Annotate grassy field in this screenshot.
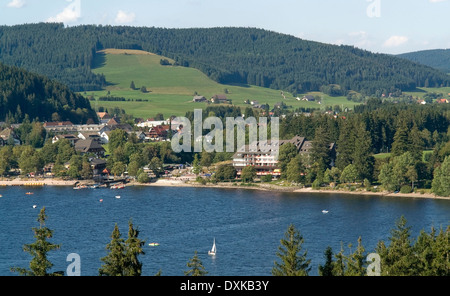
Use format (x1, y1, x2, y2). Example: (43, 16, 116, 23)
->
(85, 49, 449, 119)
(85, 49, 359, 118)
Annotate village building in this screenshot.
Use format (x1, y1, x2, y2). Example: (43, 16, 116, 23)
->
(147, 125, 170, 142)
(77, 132, 102, 142)
(211, 94, 231, 104)
(232, 136, 336, 177)
(97, 112, 112, 124)
(75, 139, 106, 157)
(52, 134, 79, 146)
(193, 95, 207, 103)
(0, 128, 21, 146)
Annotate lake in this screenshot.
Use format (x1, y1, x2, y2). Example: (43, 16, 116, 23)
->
(0, 185, 448, 276)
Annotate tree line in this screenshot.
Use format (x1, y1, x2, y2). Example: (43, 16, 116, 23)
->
(0, 62, 98, 124)
(11, 208, 449, 276)
(1, 23, 449, 95)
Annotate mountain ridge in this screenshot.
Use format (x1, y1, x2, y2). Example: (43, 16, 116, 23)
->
(398, 49, 450, 74)
(0, 23, 449, 96)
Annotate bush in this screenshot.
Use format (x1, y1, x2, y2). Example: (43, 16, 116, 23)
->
(137, 172, 150, 183)
(262, 174, 273, 182)
(312, 179, 321, 189)
(400, 185, 412, 194)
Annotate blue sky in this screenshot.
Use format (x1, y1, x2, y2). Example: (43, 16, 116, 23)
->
(1, 0, 449, 54)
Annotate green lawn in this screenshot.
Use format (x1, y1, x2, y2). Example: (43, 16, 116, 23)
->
(83, 49, 360, 118)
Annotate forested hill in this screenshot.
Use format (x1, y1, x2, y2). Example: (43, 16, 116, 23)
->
(1, 23, 449, 95)
(0, 62, 98, 124)
(398, 49, 450, 74)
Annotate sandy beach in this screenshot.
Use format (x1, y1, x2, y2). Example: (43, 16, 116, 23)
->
(0, 178, 77, 187)
(1, 177, 449, 201)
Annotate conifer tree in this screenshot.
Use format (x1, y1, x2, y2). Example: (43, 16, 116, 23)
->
(99, 222, 146, 276)
(124, 220, 146, 276)
(318, 246, 334, 276)
(432, 156, 450, 197)
(272, 224, 311, 276)
(391, 119, 410, 157)
(344, 237, 366, 276)
(311, 126, 332, 173)
(336, 119, 355, 170)
(376, 216, 416, 276)
(353, 122, 374, 181)
(99, 224, 126, 276)
(185, 251, 208, 276)
(11, 207, 61, 276)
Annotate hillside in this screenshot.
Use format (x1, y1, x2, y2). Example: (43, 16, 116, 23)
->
(0, 62, 97, 124)
(88, 49, 357, 118)
(1, 24, 449, 96)
(398, 49, 450, 74)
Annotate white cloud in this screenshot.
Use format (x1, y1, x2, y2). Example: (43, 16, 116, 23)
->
(7, 0, 25, 8)
(383, 35, 409, 48)
(46, 0, 81, 24)
(429, 0, 447, 2)
(115, 10, 136, 24)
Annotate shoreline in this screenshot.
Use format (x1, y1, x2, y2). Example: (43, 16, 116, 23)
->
(1, 178, 449, 201)
(130, 179, 450, 201)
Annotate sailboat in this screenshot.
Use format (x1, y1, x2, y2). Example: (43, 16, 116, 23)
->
(208, 238, 217, 256)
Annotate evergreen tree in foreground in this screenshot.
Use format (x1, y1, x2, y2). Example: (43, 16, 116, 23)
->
(272, 224, 311, 276)
(99, 221, 145, 276)
(11, 207, 61, 276)
(185, 251, 208, 276)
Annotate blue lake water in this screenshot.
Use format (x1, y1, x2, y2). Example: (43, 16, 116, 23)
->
(0, 185, 448, 276)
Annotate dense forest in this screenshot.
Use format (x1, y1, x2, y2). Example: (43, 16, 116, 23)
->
(1, 23, 449, 95)
(399, 49, 450, 74)
(0, 62, 98, 124)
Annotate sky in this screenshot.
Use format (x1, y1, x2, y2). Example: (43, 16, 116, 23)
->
(1, 0, 449, 55)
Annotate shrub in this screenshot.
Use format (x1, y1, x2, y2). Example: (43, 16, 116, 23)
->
(400, 185, 412, 194)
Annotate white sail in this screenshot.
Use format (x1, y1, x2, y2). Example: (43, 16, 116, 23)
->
(209, 238, 216, 255)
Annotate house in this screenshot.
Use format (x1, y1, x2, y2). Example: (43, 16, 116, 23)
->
(232, 135, 336, 177)
(134, 131, 146, 142)
(97, 112, 112, 124)
(43, 121, 76, 134)
(90, 158, 107, 181)
(0, 128, 21, 146)
(99, 131, 112, 144)
(211, 94, 230, 104)
(137, 119, 168, 128)
(110, 123, 133, 133)
(52, 134, 79, 145)
(148, 125, 169, 141)
(77, 132, 102, 142)
(43, 121, 74, 128)
(302, 95, 316, 102)
(106, 117, 120, 126)
(193, 95, 207, 103)
(75, 139, 105, 157)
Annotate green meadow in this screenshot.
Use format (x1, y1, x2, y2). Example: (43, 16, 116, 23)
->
(85, 49, 359, 118)
(85, 49, 448, 119)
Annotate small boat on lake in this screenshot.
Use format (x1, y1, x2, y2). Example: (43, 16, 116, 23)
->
(148, 243, 159, 247)
(26, 192, 34, 195)
(208, 238, 217, 256)
(110, 183, 125, 189)
(322, 210, 329, 214)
